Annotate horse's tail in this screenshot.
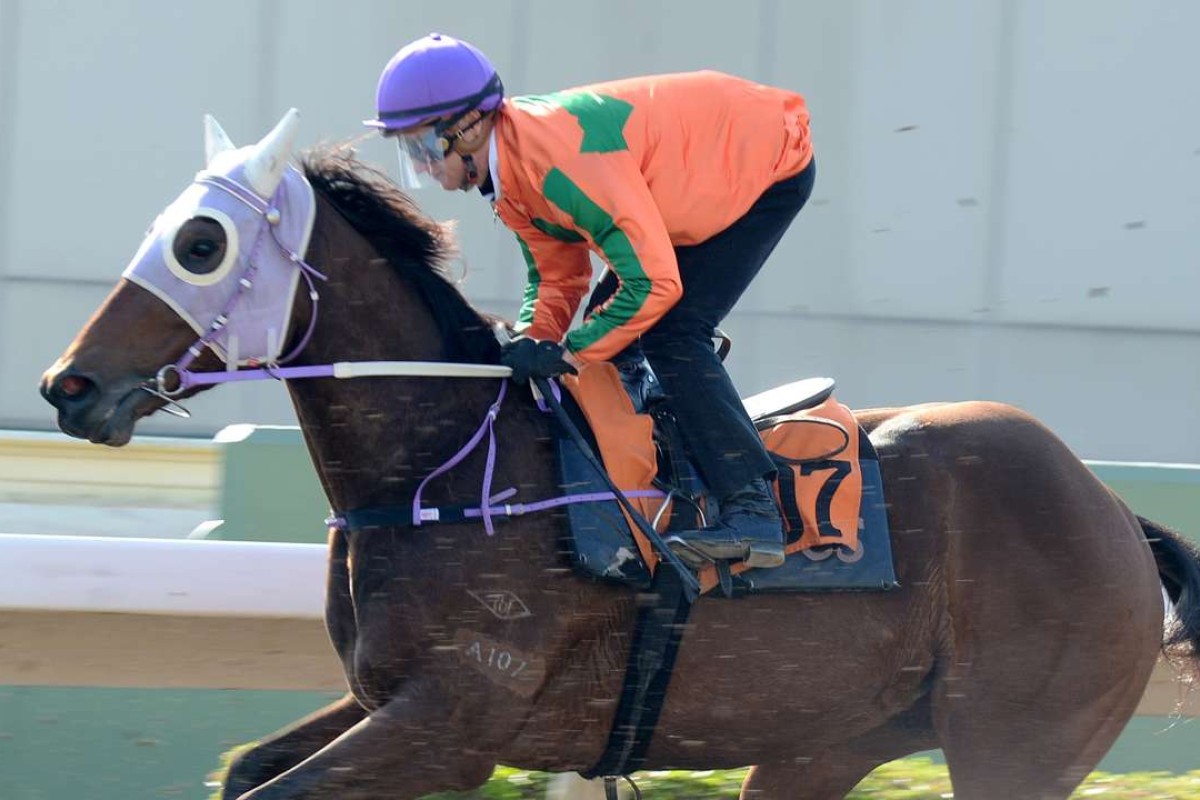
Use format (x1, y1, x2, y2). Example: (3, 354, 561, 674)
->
(1139, 516, 1200, 672)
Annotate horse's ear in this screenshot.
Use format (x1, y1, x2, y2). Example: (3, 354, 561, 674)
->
(204, 114, 237, 167)
(244, 108, 300, 199)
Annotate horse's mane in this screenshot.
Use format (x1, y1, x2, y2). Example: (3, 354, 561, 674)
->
(300, 147, 502, 365)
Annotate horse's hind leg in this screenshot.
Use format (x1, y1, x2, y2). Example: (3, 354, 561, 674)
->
(932, 657, 1152, 799)
(221, 693, 366, 799)
(741, 703, 939, 799)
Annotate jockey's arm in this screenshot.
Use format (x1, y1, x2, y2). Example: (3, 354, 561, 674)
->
(540, 156, 683, 364)
(510, 222, 592, 343)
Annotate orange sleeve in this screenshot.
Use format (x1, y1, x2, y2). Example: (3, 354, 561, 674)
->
(510, 221, 593, 343)
(544, 152, 683, 362)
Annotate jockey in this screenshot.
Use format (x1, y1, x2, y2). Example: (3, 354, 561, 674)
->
(366, 32, 815, 571)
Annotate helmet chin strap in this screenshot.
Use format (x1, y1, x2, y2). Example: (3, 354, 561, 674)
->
(445, 109, 495, 191)
(460, 152, 479, 190)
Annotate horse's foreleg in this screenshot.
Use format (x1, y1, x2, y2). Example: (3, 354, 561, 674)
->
(235, 681, 496, 800)
(220, 692, 367, 799)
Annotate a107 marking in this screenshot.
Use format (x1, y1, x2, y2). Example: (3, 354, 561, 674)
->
(454, 629, 544, 697)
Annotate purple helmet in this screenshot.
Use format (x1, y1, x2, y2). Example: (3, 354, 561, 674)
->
(365, 33, 504, 131)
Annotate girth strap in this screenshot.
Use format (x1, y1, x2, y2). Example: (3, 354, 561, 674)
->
(581, 566, 693, 780)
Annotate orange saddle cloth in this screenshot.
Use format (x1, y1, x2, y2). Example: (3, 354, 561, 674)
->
(559, 364, 890, 597)
(759, 397, 862, 555)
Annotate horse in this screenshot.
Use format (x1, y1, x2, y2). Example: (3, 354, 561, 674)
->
(39, 110, 1200, 800)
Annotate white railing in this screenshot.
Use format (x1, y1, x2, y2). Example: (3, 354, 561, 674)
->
(0, 531, 1195, 717)
(0, 533, 324, 618)
(0, 533, 339, 691)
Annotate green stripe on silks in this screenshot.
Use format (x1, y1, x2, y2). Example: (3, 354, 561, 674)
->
(512, 91, 633, 154)
(541, 168, 652, 354)
(531, 217, 586, 242)
(513, 232, 541, 328)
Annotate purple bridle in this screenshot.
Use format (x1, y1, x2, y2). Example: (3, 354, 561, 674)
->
(136, 167, 665, 534)
(143, 171, 327, 410)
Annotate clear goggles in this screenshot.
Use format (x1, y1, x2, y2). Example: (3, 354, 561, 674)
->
(390, 127, 451, 190)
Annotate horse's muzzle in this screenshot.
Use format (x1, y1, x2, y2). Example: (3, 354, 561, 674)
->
(39, 365, 119, 443)
(41, 364, 99, 413)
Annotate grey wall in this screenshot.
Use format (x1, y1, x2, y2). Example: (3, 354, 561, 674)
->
(2, 0, 1197, 462)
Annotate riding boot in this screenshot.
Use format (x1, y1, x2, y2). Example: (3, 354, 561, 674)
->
(667, 477, 786, 569)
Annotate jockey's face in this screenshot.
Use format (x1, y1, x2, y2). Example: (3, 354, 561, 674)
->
(390, 112, 489, 193)
(429, 143, 470, 192)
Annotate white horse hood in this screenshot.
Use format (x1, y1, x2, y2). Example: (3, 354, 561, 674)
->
(121, 110, 316, 367)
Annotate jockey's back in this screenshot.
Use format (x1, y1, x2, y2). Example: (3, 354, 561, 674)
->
(494, 70, 813, 246)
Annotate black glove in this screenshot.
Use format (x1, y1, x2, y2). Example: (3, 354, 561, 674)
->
(500, 337, 578, 384)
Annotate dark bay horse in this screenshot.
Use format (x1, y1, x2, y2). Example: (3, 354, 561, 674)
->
(39, 112, 1200, 800)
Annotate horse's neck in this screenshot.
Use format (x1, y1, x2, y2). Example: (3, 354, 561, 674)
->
(289, 378, 513, 512)
(283, 204, 534, 513)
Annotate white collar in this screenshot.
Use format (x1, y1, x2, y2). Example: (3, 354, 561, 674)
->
(483, 127, 501, 203)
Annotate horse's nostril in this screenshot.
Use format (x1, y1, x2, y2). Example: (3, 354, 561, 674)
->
(54, 374, 97, 402)
(59, 375, 91, 398)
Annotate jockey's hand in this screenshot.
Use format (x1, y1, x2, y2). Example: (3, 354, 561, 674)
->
(500, 337, 578, 384)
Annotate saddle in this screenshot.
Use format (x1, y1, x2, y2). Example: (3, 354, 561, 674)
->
(553, 363, 898, 597)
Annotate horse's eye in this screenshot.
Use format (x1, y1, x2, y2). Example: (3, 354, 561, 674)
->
(173, 216, 229, 275)
(189, 240, 218, 260)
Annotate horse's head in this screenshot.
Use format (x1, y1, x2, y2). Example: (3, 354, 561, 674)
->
(40, 110, 316, 445)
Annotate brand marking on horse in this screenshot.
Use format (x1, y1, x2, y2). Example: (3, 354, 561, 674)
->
(467, 589, 533, 620)
(453, 629, 544, 697)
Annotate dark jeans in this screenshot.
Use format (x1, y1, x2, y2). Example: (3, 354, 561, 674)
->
(583, 159, 815, 499)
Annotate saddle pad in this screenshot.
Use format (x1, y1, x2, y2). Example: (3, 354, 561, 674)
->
(761, 397, 862, 554)
(556, 367, 897, 595)
(725, 443, 897, 595)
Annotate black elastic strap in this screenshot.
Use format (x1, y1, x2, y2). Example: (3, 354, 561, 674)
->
(650, 407, 699, 531)
(338, 501, 477, 531)
(604, 775, 642, 799)
(715, 559, 734, 597)
(581, 566, 692, 779)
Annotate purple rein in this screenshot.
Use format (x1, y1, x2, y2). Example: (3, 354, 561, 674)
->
(327, 378, 668, 534)
(157, 172, 665, 535)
